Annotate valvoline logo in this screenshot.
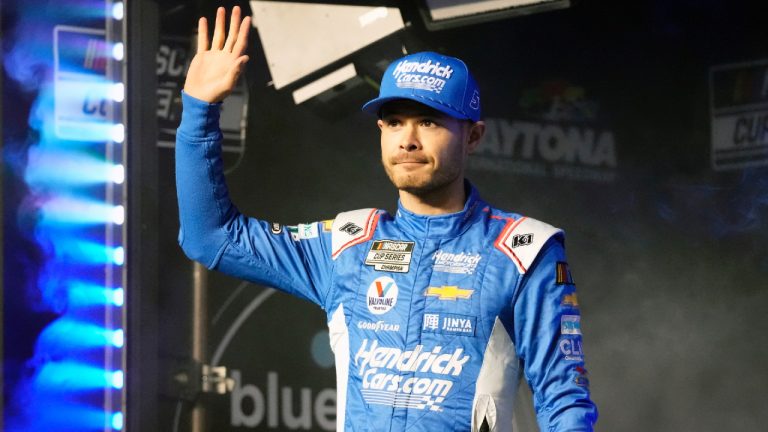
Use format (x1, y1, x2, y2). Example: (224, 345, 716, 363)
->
(367, 277, 398, 315)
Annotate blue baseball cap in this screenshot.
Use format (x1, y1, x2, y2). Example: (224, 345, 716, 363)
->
(362, 51, 481, 122)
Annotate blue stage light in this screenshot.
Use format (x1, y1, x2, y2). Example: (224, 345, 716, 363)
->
(111, 412, 124, 430)
(111, 205, 125, 225)
(51, 239, 123, 265)
(111, 288, 125, 306)
(17, 402, 109, 431)
(109, 82, 125, 102)
(110, 370, 124, 389)
(68, 281, 112, 308)
(25, 148, 115, 187)
(37, 319, 121, 353)
(110, 329, 124, 348)
(39, 196, 123, 226)
(111, 123, 125, 143)
(112, 42, 124, 61)
(112, 246, 125, 265)
(34, 361, 113, 391)
(110, 164, 125, 184)
(112, 2, 124, 21)
(66, 282, 124, 309)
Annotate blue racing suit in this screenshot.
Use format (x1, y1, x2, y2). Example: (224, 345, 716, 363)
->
(175, 92, 598, 431)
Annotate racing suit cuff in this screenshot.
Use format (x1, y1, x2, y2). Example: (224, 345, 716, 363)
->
(178, 91, 222, 138)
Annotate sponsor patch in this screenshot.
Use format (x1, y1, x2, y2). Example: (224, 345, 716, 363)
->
(510, 233, 534, 248)
(321, 219, 333, 232)
(355, 339, 469, 412)
(287, 226, 299, 241)
(357, 320, 400, 333)
(559, 337, 584, 361)
(297, 223, 319, 239)
(561, 315, 581, 335)
(366, 276, 399, 315)
(365, 240, 415, 273)
(556, 261, 575, 285)
(339, 222, 363, 235)
(270, 223, 283, 235)
(431, 250, 482, 275)
(422, 313, 476, 336)
(562, 292, 579, 308)
(574, 365, 590, 387)
(425, 286, 474, 300)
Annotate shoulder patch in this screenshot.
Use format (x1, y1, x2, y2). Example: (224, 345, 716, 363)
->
(494, 216, 562, 273)
(331, 208, 379, 259)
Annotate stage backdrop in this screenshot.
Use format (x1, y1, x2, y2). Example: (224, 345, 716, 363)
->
(153, 0, 768, 431)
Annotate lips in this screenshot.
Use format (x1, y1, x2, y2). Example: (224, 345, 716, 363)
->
(392, 156, 428, 165)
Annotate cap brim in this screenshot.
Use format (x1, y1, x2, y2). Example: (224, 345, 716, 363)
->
(362, 95, 472, 121)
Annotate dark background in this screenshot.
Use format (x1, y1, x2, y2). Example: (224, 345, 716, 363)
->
(4, 0, 768, 431)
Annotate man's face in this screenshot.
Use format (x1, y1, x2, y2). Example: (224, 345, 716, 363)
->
(378, 100, 477, 196)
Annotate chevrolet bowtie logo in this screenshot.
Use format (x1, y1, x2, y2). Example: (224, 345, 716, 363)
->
(425, 286, 474, 300)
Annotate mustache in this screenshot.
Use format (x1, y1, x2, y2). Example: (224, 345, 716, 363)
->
(391, 155, 429, 164)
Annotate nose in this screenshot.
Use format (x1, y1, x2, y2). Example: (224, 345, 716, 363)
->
(400, 123, 421, 151)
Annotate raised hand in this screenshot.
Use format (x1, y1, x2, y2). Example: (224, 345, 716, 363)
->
(183, 6, 250, 103)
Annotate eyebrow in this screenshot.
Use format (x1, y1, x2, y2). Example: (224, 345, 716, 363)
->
(380, 107, 446, 119)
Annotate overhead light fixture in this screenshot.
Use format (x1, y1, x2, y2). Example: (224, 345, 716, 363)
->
(420, 0, 571, 30)
(250, 1, 404, 90)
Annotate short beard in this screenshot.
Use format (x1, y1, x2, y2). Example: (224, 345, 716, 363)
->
(382, 160, 462, 197)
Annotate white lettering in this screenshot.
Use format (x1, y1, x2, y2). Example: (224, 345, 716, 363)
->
(432, 250, 482, 274)
(559, 338, 584, 361)
(357, 320, 400, 332)
(393, 60, 454, 79)
(355, 339, 468, 376)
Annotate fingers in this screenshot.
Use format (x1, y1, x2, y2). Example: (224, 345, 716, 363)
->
(196, 17, 209, 53)
(211, 7, 226, 50)
(223, 6, 241, 52)
(225, 55, 250, 84)
(232, 16, 251, 56)
(199, 7, 250, 54)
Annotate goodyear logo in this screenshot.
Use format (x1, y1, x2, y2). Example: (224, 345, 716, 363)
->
(425, 286, 474, 301)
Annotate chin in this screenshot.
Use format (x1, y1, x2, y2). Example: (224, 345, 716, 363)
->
(383, 164, 459, 195)
(391, 176, 446, 196)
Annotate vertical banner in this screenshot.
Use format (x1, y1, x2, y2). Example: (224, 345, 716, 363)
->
(53, 27, 113, 141)
(710, 59, 768, 170)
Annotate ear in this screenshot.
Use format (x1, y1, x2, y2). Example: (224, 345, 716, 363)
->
(377, 119, 385, 130)
(466, 121, 485, 154)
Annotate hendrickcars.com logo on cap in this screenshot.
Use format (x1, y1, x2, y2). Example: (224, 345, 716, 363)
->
(362, 51, 481, 122)
(391, 59, 455, 94)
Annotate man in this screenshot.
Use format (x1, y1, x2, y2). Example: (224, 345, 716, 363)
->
(176, 6, 598, 431)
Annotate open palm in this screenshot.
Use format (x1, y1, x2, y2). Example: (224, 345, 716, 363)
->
(184, 6, 250, 103)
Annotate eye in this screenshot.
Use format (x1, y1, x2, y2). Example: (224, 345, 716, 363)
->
(420, 119, 437, 127)
(385, 118, 401, 127)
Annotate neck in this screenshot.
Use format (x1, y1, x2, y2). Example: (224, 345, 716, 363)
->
(399, 178, 467, 215)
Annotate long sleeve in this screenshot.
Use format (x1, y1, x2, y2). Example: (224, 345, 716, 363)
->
(175, 91, 333, 307)
(513, 237, 598, 431)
